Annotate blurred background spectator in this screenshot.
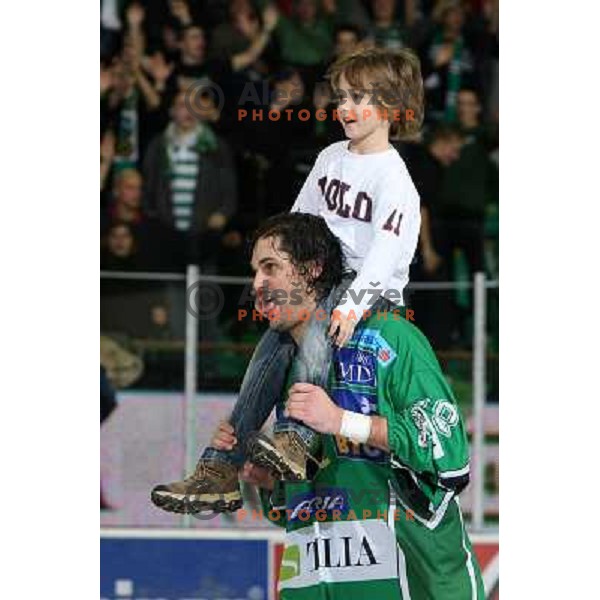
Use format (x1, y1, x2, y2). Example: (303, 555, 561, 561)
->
(101, 222, 143, 271)
(142, 91, 237, 266)
(403, 123, 463, 348)
(368, 0, 414, 50)
(273, 0, 335, 82)
(102, 169, 183, 270)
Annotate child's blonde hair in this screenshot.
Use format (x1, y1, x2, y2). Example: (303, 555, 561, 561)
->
(327, 47, 425, 140)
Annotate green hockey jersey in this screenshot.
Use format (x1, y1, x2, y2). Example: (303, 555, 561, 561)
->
(262, 312, 485, 599)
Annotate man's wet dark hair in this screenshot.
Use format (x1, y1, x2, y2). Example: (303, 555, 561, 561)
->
(249, 213, 345, 302)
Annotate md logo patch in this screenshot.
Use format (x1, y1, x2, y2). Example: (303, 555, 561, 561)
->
(334, 348, 377, 386)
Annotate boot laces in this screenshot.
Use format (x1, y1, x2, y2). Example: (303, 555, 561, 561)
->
(191, 460, 224, 482)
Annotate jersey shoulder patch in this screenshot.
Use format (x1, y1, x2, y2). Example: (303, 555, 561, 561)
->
(352, 327, 398, 367)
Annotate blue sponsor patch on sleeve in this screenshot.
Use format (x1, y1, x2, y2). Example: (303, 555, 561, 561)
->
(352, 329, 397, 367)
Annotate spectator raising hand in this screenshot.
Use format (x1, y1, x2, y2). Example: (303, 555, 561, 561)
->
(145, 53, 174, 92)
(434, 42, 454, 67)
(100, 63, 115, 96)
(229, 3, 280, 72)
(234, 10, 260, 40)
(126, 2, 145, 28)
(126, 2, 145, 59)
(169, 0, 193, 27)
(100, 130, 116, 191)
(263, 3, 279, 33)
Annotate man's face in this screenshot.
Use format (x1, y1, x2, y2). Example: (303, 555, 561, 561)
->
(230, 0, 252, 15)
(336, 74, 389, 142)
(296, 0, 316, 23)
(172, 93, 197, 129)
(437, 137, 462, 166)
(250, 236, 318, 337)
(273, 73, 304, 106)
(373, 0, 395, 22)
(457, 90, 481, 127)
(335, 30, 359, 57)
(108, 225, 134, 258)
(444, 6, 464, 34)
(116, 173, 142, 209)
(182, 27, 206, 62)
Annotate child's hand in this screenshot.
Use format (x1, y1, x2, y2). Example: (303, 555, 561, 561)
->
(210, 421, 237, 451)
(328, 311, 358, 347)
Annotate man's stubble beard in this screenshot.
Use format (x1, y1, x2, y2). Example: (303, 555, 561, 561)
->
(268, 301, 317, 343)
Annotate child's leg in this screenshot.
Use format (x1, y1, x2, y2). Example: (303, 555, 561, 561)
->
(246, 308, 336, 480)
(202, 328, 296, 467)
(151, 327, 296, 514)
(273, 275, 353, 445)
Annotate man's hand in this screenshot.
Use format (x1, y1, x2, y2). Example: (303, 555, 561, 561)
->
(434, 43, 454, 68)
(240, 461, 275, 490)
(170, 0, 192, 26)
(262, 4, 279, 33)
(284, 383, 343, 435)
(235, 11, 259, 39)
(210, 421, 237, 451)
(101, 65, 115, 95)
(210, 423, 275, 490)
(328, 310, 358, 347)
(100, 130, 116, 163)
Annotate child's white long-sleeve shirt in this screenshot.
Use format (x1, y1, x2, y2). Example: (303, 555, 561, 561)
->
(291, 141, 421, 318)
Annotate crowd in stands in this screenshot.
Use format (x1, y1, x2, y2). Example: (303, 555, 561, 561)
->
(101, 0, 499, 350)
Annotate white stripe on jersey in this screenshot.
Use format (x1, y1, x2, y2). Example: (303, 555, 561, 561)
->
(457, 497, 479, 600)
(388, 482, 412, 600)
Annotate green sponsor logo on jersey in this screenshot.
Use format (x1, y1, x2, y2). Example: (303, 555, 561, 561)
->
(432, 400, 459, 437)
(410, 399, 446, 459)
(279, 520, 400, 591)
(280, 544, 301, 582)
